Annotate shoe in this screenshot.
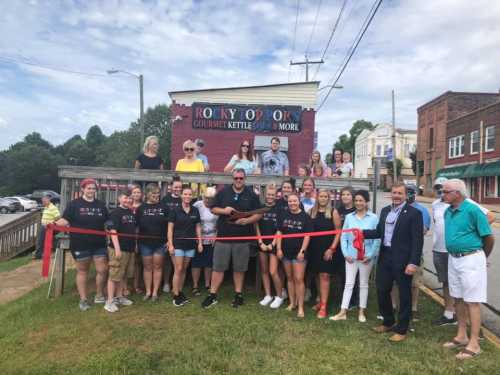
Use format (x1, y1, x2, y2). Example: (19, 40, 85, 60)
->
(143, 294, 151, 302)
(179, 292, 189, 305)
(192, 287, 201, 296)
(173, 294, 184, 307)
(94, 295, 106, 304)
(151, 295, 159, 303)
(412, 311, 420, 322)
(388, 333, 407, 342)
(201, 293, 218, 309)
(304, 288, 312, 302)
(317, 304, 327, 319)
(115, 296, 133, 306)
(163, 284, 171, 293)
(312, 302, 321, 312)
(376, 315, 384, 320)
(270, 296, 284, 309)
(358, 313, 367, 323)
(432, 316, 457, 326)
(104, 301, 119, 313)
(231, 293, 244, 308)
(259, 295, 273, 306)
(329, 312, 347, 321)
(79, 299, 91, 312)
(372, 324, 395, 333)
(282, 289, 288, 300)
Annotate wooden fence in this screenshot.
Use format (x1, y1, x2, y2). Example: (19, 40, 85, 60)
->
(0, 211, 41, 261)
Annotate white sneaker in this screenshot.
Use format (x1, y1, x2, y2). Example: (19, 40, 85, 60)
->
(270, 296, 284, 309)
(115, 296, 133, 306)
(281, 289, 288, 300)
(259, 295, 273, 306)
(94, 295, 106, 304)
(104, 301, 119, 313)
(163, 284, 171, 293)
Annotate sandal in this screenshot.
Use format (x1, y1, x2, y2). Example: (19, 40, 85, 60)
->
(286, 304, 297, 311)
(192, 287, 201, 296)
(311, 302, 321, 311)
(443, 338, 468, 349)
(297, 311, 305, 319)
(456, 348, 481, 360)
(316, 303, 327, 319)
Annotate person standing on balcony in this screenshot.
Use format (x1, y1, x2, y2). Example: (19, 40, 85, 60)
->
(175, 139, 205, 196)
(259, 137, 289, 176)
(224, 140, 260, 175)
(55, 179, 109, 312)
(134, 136, 164, 170)
(195, 138, 210, 171)
(33, 193, 60, 260)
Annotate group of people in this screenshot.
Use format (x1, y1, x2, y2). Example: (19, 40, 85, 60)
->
(44, 134, 494, 362)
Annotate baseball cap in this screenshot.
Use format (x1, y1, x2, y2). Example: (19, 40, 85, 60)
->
(433, 177, 448, 188)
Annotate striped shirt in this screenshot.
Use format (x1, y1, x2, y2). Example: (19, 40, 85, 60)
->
(41, 203, 61, 225)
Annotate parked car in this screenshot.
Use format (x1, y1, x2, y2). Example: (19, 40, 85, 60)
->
(1, 198, 23, 212)
(27, 190, 61, 204)
(0, 198, 18, 214)
(5, 196, 38, 211)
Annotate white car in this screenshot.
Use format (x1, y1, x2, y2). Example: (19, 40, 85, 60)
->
(6, 196, 39, 211)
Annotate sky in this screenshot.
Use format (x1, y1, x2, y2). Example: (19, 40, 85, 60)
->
(1, 0, 500, 158)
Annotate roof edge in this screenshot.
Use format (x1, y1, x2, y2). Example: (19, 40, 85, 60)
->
(448, 100, 500, 124)
(417, 91, 499, 112)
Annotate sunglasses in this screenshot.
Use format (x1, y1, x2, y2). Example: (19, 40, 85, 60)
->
(442, 190, 457, 194)
(241, 144, 250, 148)
(184, 148, 195, 152)
(233, 177, 244, 181)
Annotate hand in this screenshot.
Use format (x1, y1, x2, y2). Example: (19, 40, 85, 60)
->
(362, 256, 371, 264)
(197, 243, 203, 253)
(267, 244, 273, 252)
(277, 249, 283, 259)
(404, 264, 417, 275)
(115, 249, 122, 259)
(296, 251, 305, 262)
(259, 242, 267, 252)
(168, 243, 175, 255)
(345, 256, 354, 264)
(234, 218, 249, 225)
(224, 207, 235, 215)
(323, 249, 333, 261)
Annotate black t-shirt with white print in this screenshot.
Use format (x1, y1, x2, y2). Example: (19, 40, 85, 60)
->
(278, 209, 313, 258)
(107, 206, 137, 252)
(258, 204, 280, 245)
(62, 198, 108, 252)
(135, 202, 169, 248)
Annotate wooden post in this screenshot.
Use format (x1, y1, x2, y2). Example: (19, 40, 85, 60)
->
(54, 234, 70, 297)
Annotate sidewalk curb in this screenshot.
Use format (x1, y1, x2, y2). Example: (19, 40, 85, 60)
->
(420, 285, 500, 349)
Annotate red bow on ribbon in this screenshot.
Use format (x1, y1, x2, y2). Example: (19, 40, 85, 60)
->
(351, 228, 365, 260)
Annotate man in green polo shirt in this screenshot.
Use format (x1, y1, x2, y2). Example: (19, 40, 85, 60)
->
(442, 179, 494, 360)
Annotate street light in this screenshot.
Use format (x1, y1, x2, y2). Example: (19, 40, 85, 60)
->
(107, 69, 144, 152)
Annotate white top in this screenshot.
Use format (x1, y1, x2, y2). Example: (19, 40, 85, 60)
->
(432, 198, 488, 253)
(193, 200, 218, 245)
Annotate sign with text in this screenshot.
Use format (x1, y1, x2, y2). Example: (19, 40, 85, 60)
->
(192, 102, 302, 133)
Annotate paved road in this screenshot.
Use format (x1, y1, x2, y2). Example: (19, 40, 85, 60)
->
(0, 212, 30, 227)
(375, 192, 500, 335)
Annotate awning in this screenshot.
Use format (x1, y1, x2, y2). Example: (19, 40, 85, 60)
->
(480, 161, 500, 176)
(436, 165, 469, 178)
(463, 164, 484, 178)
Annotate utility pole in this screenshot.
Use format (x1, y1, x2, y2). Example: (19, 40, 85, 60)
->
(392, 89, 398, 183)
(290, 55, 324, 82)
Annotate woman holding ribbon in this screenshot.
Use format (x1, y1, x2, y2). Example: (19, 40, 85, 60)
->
(55, 178, 109, 312)
(276, 192, 313, 318)
(308, 189, 341, 319)
(330, 189, 380, 322)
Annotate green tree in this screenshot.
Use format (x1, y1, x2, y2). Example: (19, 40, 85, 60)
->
(86, 125, 106, 150)
(409, 151, 417, 175)
(65, 139, 95, 166)
(386, 158, 403, 180)
(96, 130, 139, 168)
(332, 120, 375, 158)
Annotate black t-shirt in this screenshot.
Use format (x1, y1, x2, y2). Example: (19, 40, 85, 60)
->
(107, 206, 137, 251)
(278, 210, 313, 257)
(168, 206, 201, 249)
(213, 185, 262, 240)
(62, 198, 108, 252)
(258, 204, 280, 245)
(161, 194, 182, 211)
(336, 205, 356, 226)
(275, 197, 305, 215)
(136, 153, 163, 170)
(135, 202, 169, 248)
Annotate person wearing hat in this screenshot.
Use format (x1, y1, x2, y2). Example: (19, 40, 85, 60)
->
(431, 177, 494, 327)
(195, 138, 210, 171)
(33, 193, 61, 259)
(55, 178, 109, 311)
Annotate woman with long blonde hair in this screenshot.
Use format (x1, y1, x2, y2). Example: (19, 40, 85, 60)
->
(134, 136, 164, 170)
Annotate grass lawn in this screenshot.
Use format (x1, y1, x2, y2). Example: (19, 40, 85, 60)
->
(0, 254, 31, 273)
(0, 271, 498, 375)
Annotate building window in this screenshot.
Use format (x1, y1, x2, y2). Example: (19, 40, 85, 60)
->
(429, 128, 434, 149)
(448, 135, 465, 159)
(470, 130, 479, 154)
(485, 126, 495, 152)
(383, 144, 389, 156)
(484, 176, 497, 197)
(376, 144, 382, 156)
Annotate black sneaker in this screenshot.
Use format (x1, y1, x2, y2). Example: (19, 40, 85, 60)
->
(173, 294, 184, 307)
(432, 315, 457, 326)
(231, 293, 244, 308)
(179, 291, 189, 305)
(201, 293, 218, 309)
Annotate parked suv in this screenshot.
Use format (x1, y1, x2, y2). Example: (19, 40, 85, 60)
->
(27, 190, 61, 204)
(0, 198, 18, 214)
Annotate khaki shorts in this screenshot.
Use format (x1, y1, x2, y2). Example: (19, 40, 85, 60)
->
(412, 263, 423, 288)
(108, 247, 134, 282)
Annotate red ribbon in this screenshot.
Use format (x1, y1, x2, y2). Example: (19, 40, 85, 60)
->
(42, 224, 365, 277)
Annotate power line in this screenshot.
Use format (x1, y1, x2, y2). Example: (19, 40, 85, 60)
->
(288, 0, 301, 82)
(0, 55, 108, 77)
(304, 0, 323, 57)
(317, 0, 383, 111)
(312, 0, 349, 81)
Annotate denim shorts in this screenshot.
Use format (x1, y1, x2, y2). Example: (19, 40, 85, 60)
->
(71, 247, 107, 261)
(174, 249, 196, 258)
(282, 255, 307, 265)
(139, 244, 166, 257)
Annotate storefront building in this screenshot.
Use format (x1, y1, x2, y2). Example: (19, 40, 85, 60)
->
(438, 101, 500, 203)
(168, 82, 318, 173)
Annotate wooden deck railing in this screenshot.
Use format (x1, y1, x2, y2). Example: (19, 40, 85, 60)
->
(0, 211, 41, 260)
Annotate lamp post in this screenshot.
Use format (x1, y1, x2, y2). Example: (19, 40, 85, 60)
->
(107, 69, 144, 152)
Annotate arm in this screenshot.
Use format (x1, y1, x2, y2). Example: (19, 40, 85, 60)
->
(235, 213, 263, 226)
(223, 155, 236, 173)
(55, 218, 69, 226)
(324, 210, 341, 261)
(134, 160, 141, 169)
(276, 230, 283, 259)
(483, 235, 495, 258)
(167, 222, 175, 255)
(487, 211, 495, 224)
(363, 210, 384, 239)
(406, 210, 424, 274)
(283, 155, 289, 176)
(297, 236, 310, 261)
(109, 229, 122, 257)
(196, 223, 203, 253)
(211, 206, 234, 216)
(255, 223, 268, 252)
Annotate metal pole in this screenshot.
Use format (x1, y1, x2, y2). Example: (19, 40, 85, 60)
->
(372, 158, 380, 213)
(139, 74, 145, 152)
(305, 55, 309, 82)
(392, 89, 398, 183)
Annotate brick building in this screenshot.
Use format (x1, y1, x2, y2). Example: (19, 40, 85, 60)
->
(440, 101, 500, 203)
(416, 91, 499, 194)
(168, 82, 318, 173)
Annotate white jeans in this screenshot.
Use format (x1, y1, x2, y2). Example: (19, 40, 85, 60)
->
(341, 259, 374, 309)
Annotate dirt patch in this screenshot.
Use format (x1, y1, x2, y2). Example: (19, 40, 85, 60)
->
(0, 260, 47, 304)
